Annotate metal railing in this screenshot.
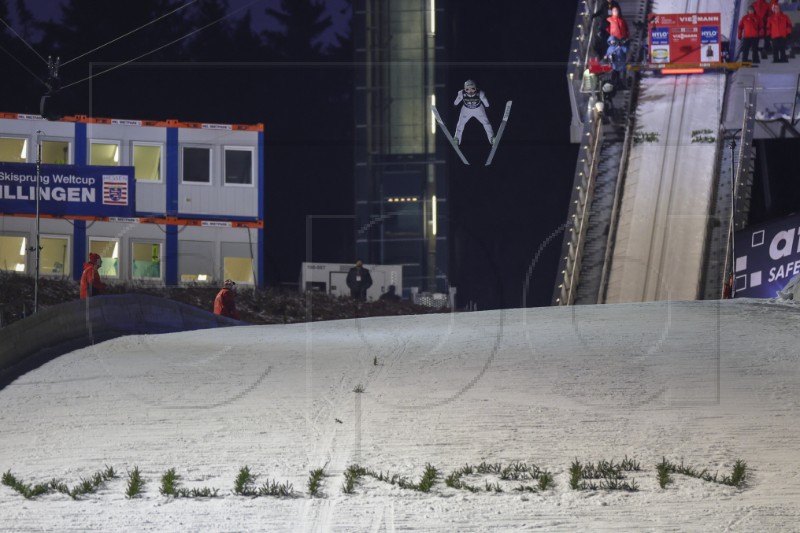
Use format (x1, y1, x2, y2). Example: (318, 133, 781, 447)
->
(722, 87, 757, 296)
(555, 108, 604, 305)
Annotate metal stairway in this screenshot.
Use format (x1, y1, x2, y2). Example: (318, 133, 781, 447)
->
(554, 0, 650, 305)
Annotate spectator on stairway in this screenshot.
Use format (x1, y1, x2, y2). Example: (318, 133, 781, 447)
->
(592, 0, 621, 57)
(604, 36, 629, 90)
(767, 3, 792, 63)
(600, 80, 617, 116)
(80, 252, 107, 299)
(738, 5, 763, 64)
(607, 7, 629, 44)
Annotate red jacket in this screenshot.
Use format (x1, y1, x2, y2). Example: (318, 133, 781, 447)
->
(767, 9, 792, 39)
(739, 13, 763, 38)
(80, 263, 106, 299)
(214, 288, 240, 319)
(753, 0, 771, 23)
(607, 14, 629, 40)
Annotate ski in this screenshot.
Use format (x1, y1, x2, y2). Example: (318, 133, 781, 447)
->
(431, 104, 470, 165)
(485, 100, 512, 166)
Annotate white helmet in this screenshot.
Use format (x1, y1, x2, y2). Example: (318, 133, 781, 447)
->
(602, 82, 615, 93)
(464, 79, 476, 90)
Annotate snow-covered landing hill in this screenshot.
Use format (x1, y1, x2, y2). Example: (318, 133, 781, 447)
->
(1, 299, 798, 532)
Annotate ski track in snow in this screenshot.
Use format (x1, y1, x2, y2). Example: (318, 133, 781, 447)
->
(1, 299, 800, 531)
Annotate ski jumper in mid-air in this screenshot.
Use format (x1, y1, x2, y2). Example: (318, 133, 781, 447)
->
(454, 80, 494, 145)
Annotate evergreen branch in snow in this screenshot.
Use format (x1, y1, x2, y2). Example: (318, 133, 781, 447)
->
(307, 467, 325, 497)
(126, 466, 144, 499)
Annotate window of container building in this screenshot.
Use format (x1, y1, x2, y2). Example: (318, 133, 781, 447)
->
(88, 238, 120, 278)
(41, 140, 70, 164)
(131, 241, 162, 279)
(0, 235, 27, 272)
(221, 241, 254, 284)
(90, 141, 120, 166)
(182, 146, 211, 184)
(179, 240, 214, 283)
(132, 143, 162, 182)
(40, 235, 70, 277)
(224, 147, 254, 185)
(0, 137, 27, 163)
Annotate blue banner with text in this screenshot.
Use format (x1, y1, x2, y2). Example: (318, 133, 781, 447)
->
(0, 162, 135, 217)
(733, 212, 800, 298)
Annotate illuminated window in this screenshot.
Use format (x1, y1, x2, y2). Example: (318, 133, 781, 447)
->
(0, 235, 27, 272)
(90, 141, 120, 166)
(224, 257, 254, 284)
(131, 241, 162, 279)
(132, 143, 162, 182)
(88, 238, 120, 279)
(40, 235, 70, 277)
(222, 241, 254, 284)
(182, 146, 211, 184)
(0, 137, 27, 163)
(224, 147, 254, 185)
(41, 140, 70, 164)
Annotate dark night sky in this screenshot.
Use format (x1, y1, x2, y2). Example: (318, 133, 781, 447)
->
(10, 0, 351, 45)
(445, 2, 579, 309)
(1, 0, 580, 309)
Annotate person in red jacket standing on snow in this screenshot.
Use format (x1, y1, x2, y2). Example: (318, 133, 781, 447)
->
(80, 252, 107, 299)
(753, 0, 771, 26)
(738, 6, 763, 64)
(753, 0, 772, 56)
(607, 7, 629, 43)
(214, 279, 240, 319)
(767, 3, 792, 63)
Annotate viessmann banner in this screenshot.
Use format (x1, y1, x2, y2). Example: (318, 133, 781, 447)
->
(0, 162, 135, 217)
(733, 212, 800, 299)
(648, 12, 721, 64)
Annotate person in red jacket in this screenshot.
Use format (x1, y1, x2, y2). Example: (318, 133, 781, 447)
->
(607, 7, 629, 42)
(752, 0, 772, 55)
(767, 3, 792, 63)
(214, 279, 240, 319)
(79, 252, 107, 299)
(738, 6, 763, 64)
(753, 0, 771, 24)
(591, 0, 621, 56)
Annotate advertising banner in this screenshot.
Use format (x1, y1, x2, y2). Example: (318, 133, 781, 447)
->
(733, 212, 800, 298)
(0, 162, 135, 217)
(648, 13, 721, 63)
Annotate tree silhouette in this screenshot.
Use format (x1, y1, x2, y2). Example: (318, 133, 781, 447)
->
(263, 0, 332, 60)
(0, 0, 50, 112)
(13, 0, 34, 42)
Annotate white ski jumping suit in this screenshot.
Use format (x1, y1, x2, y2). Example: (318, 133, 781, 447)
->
(454, 88, 494, 144)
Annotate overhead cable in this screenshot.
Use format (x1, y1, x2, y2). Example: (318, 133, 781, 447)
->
(61, 0, 264, 90)
(0, 43, 48, 87)
(60, 0, 200, 67)
(0, 15, 48, 64)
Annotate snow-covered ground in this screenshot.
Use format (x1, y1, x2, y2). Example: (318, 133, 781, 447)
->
(2, 299, 800, 532)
